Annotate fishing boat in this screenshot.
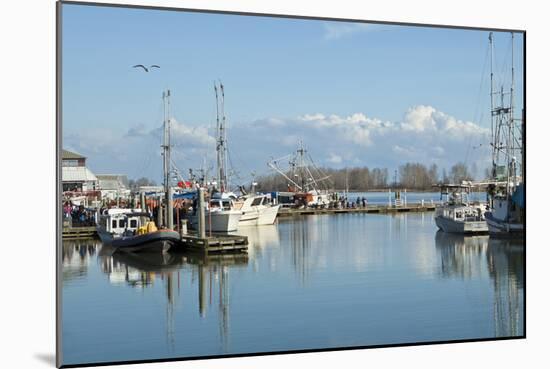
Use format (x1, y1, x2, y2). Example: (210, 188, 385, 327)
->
(205, 82, 280, 229)
(268, 141, 334, 208)
(233, 193, 280, 226)
(189, 193, 242, 232)
(96, 208, 180, 253)
(434, 184, 488, 234)
(484, 32, 524, 237)
(95, 89, 183, 252)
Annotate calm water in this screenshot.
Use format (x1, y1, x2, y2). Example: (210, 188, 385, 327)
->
(61, 212, 524, 366)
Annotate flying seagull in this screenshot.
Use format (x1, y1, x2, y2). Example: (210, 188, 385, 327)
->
(132, 64, 160, 72)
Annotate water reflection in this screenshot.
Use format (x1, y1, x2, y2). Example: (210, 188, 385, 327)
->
(62, 214, 524, 365)
(62, 240, 101, 283)
(434, 232, 524, 337)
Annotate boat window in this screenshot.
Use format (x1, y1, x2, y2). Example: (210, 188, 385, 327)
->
(130, 219, 138, 228)
(111, 220, 117, 229)
(119, 219, 126, 228)
(251, 197, 263, 206)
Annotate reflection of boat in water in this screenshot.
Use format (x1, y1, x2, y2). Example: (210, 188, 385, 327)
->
(111, 251, 184, 273)
(233, 224, 280, 255)
(434, 231, 489, 279)
(435, 230, 524, 337)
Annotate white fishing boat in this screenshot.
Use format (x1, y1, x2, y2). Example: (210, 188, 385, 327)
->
(202, 82, 280, 229)
(233, 194, 281, 226)
(484, 32, 524, 237)
(434, 184, 488, 234)
(190, 195, 242, 232)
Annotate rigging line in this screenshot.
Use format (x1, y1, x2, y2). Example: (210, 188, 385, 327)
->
(464, 41, 490, 166)
(497, 37, 513, 91)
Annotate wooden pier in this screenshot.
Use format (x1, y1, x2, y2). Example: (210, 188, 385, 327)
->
(179, 234, 249, 254)
(62, 226, 98, 240)
(277, 203, 436, 217)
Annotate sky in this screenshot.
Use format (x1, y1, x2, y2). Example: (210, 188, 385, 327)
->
(62, 3, 525, 185)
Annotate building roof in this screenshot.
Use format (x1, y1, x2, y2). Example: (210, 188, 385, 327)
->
(97, 174, 129, 190)
(62, 149, 86, 160)
(62, 166, 97, 182)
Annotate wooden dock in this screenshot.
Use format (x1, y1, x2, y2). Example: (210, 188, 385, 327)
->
(62, 226, 98, 240)
(277, 203, 436, 217)
(179, 234, 249, 254)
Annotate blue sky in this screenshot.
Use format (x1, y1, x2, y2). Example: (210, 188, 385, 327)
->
(62, 3, 524, 184)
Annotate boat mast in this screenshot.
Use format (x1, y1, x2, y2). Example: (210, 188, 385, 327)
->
(221, 83, 228, 192)
(297, 140, 306, 191)
(214, 83, 221, 190)
(489, 32, 497, 179)
(509, 32, 517, 188)
(162, 89, 172, 227)
(215, 82, 228, 192)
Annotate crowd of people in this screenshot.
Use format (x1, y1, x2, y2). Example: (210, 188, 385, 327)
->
(63, 201, 96, 227)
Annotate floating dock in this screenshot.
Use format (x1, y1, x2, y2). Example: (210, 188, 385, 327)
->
(277, 203, 436, 217)
(62, 226, 98, 240)
(179, 234, 249, 254)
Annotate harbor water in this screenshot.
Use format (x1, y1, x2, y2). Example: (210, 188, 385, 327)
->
(61, 212, 524, 365)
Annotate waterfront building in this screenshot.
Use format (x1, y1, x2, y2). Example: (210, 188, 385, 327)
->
(62, 149, 98, 192)
(97, 174, 131, 200)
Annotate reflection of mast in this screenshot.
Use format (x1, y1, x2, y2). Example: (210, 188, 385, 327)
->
(198, 264, 207, 317)
(435, 233, 524, 337)
(165, 272, 176, 350)
(290, 220, 310, 285)
(218, 265, 229, 352)
(486, 239, 523, 337)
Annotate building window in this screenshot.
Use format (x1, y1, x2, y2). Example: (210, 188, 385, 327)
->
(62, 159, 79, 167)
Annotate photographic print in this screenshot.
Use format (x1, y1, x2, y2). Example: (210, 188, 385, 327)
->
(58, 1, 525, 367)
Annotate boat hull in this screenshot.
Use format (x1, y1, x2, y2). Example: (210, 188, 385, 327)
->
(239, 205, 280, 226)
(111, 230, 181, 253)
(435, 215, 488, 234)
(191, 210, 242, 232)
(485, 212, 524, 237)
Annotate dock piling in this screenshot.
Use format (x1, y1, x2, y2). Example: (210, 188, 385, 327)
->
(167, 187, 174, 230)
(198, 187, 206, 238)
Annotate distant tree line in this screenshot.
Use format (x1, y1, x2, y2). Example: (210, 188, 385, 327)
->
(255, 162, 475, 192)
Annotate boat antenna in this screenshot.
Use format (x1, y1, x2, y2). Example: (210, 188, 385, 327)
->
(214, 82, 220, 190)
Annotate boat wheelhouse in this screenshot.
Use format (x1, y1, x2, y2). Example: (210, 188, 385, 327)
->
(434, 184, 488, 234)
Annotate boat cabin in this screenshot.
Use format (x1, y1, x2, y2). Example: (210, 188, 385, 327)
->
(98, 208, 149, 236)
(208, 198, 233, 211)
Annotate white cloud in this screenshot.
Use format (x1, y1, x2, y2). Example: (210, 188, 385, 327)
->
(169, 118, 216, 147)
(327, 153, 343, 164)
(323, 22, 371, 40)
(64, 105, 492, 182)
(64, 119, 216, 180)
(229, 105, 491, 176)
